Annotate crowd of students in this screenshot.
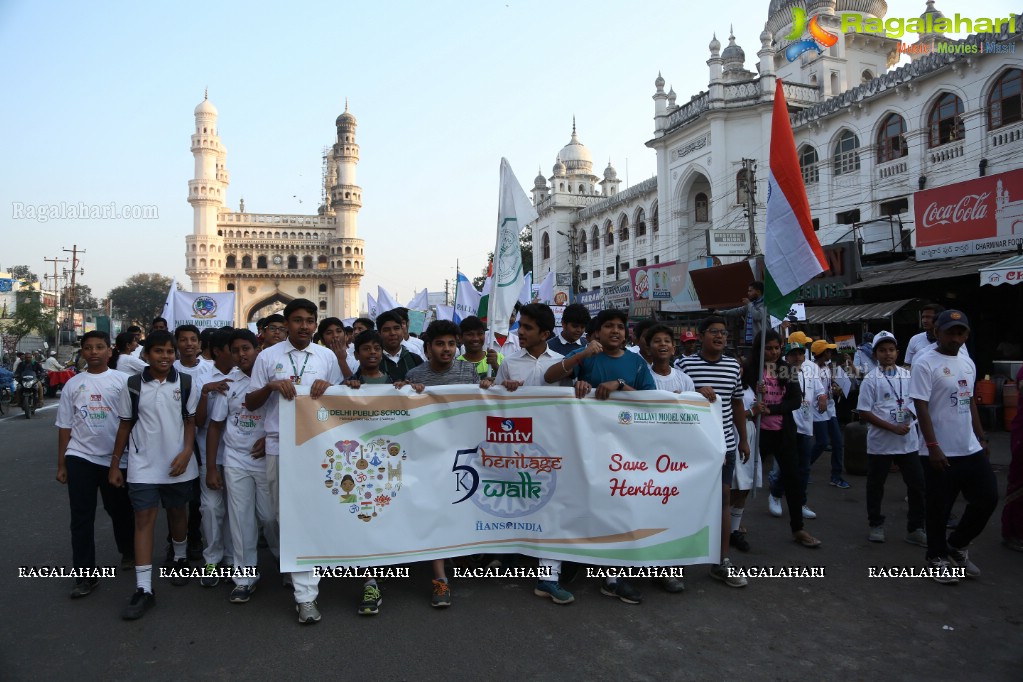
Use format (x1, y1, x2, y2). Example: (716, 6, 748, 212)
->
(54, 287, 1001, 624)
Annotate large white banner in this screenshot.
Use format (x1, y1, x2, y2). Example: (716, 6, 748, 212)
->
(169, 290, 235, 329)
(279, 386, 724, 571)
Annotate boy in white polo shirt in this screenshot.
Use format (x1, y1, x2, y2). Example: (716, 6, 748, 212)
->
(56, 330, 134, 598)
(246, 299, 341, 624)
(856, 331, 926, 546)
(910, 310, 998, 584)
(109, 330, 202, 620)
(207, 329, 272, 603)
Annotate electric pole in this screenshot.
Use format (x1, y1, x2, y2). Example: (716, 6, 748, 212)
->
(63, 245, 85, 341)
(741, 158, 759, 256)
(43, 255, 70, 355)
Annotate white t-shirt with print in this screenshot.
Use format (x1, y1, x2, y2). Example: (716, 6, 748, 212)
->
(56, 369, 130, 468)
(648, 365, 696, 394)
(857, 366, 919, 455)
(908, 350, 981, 457)
(208, 368, 266, 472)
(794, 363, 826, 436)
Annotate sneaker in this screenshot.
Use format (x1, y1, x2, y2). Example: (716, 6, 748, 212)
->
(655, 576, 686, 593)
(119, 554, 135, 572)
(121, 588, 155, 620)
(801, 505, 817, 519)
(948, 546, 980, 578)
(946, 513, 960, 530)
(830, 478, 851, 489)
(534, 580, 575, 605)
(768, 495, 783, 517)
(359, 583, 383, 615)
(905, 528, 928, 547)
(600, 579, 642, 604)
(296, 601, 321, 623)
(169, 557, 190, 586)
(431, 579, 452, 608)
(200, 563, 220, 588)
(710, 557, 748, 587)
(729, 530, 751, 552)
(868, 526, 886, 543)
(927, 557, 959, 585)
(229, 584, 255, 603)
(70, 578, 98, 599)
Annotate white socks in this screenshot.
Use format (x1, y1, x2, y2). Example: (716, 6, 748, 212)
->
(172, 538, 187, 561)
(730, 507, 745, 532)
(136, 565, 153, 593)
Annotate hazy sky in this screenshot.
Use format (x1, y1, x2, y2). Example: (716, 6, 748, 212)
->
(0, 0, 1012, 306)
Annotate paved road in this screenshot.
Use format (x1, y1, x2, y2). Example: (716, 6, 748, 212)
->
(1, 403, 1021, 680)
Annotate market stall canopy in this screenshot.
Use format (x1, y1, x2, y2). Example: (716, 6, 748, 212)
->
(980, 254, 1023, 286)
(845, 254, 1008, 291)
(803, 299, 916, 324)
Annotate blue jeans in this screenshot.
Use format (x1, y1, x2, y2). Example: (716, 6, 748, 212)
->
(810, 417, 844, 481)
(769, 433, 813, 506)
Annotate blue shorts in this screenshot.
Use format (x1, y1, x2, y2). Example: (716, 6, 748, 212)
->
(722, 450, 736, 486)
(128, 480, 194, 511)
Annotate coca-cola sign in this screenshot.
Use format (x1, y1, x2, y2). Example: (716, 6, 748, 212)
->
(915, 169, 1023, 260)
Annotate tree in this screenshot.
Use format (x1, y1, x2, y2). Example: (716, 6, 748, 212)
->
(0, 295, 54, 349)
(7, 265, 38, 283)
(471, 229, 533, 290)
(107, 273, 176, 325)
(67, 284, 98, 309)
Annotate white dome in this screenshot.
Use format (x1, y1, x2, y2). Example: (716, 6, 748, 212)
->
(553, 157, 567, 177)
(194, 97, 218, 117)
(558, 120, 593, 174)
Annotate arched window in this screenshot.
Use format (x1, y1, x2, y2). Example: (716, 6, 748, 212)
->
(257, 255, 268, 269)
(695, 193, 709, 223)
(833, 131, 861, 175)
(541, 232, 551, 260)
(319, 283, 327, 293)
(651, 205, 659, 233)
(636, 208, 647, 236)
(578, 229, 587, 254)
(319, 301, 327, 311)
(877, 113, 908, 163)
(226, 255, 236, 268)
(226, 283, 235, 291)
(799, 145, 819, 184)
(303, 255, 313, 269)
(861, 69, 874, 83)
(578, 184, 584, 193)
(317, 256, 328, 269)
(287, 255, 298, 269)
(604, 221, 614, 247)
(241, 255, 252, 269)
(928, 93, 964, 147)
(989, 69, 1023, 130)
(619, 216, 629, 241)
(591, 226, 599, 251)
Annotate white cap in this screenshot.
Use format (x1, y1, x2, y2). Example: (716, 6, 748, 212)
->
(871, 331, 897, 351)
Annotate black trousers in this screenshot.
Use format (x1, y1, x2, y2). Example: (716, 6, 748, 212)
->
(66, 456, 134, 575)
(761, 428, 804, 534)
(866, 452, 925, 531)
(921, 451, 998, 559)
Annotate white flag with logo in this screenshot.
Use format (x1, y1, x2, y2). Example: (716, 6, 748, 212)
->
(490, 158, 537, 343)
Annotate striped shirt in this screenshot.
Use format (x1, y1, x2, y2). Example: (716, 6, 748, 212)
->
(677, 354, 743, 450)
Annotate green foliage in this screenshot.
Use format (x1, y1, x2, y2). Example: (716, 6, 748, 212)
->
(7, 265, 38, 282)
(107, 273, 176, 325)
(0, 295, 54, 347)
(69, 283, 98, 309)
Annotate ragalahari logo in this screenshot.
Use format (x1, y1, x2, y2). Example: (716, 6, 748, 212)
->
(785, 7, 839, 61)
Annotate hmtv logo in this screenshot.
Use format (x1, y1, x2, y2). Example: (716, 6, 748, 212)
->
(485, 417, 533, 443)
(785, 7, 838, 61)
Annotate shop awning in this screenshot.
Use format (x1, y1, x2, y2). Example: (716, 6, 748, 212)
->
(980, 254, 1023, 286)
(803, 299, 916, 324)
(844, 254, 1008, 291)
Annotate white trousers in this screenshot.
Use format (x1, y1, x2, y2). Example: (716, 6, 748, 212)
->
(223, 466, 274, 587)
(198, 462, 233, 566)
(266, 456, 319, 603)
(538, 558, 561, 582)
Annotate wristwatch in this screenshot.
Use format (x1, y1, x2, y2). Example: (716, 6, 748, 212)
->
(617, 378, 626, 391)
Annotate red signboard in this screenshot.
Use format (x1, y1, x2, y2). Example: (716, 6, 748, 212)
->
(914, 168, 1023, 260)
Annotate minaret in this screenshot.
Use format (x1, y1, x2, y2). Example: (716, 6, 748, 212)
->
(327, 100, 365, 317)
(186, 90, 227, 293)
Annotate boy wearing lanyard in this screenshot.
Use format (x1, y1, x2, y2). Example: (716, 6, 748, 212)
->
(856, 332, 926, 546)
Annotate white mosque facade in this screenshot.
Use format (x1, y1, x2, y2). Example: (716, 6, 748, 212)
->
(185, 97, 365, 323)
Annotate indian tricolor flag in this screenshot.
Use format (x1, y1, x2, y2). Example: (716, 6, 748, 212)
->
(764, 79, 827, 320)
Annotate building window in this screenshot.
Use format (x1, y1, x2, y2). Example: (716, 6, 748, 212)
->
(620, 261, 629, 271)
(636, 209, 647, 236)
(592, 270, 600, 278)
(833, 131, 861, 175)
(319, 301, 327, 311)
(877, 113, 908, 163)
(637, 258, 647, 267)
(861, 69, 874, 83)
(257, 255, 268, 269)
(619, 216, 629, 241)
(605, 223, 614, 247)
(578, 229, 587, 254)
(541, 232, 551, 260)
(226, 283, 235, 291)
(303, 255, 313, 269)
(651, 205, 659, 232)
(928, 93, 964, 147)
(694, 193, 709, 223)
(606, 266, 615, 276)
(654, 255, 660, 264)
(287, 255, 298, 269)
(241, 255, 252, 268)
(226, 255, 236, 268)
(319, 283, 328, 293)
(836, 209, 860, 225)
(880, 197, 909, 216)
(591, 226, 599, 251)
(580, 272, 588, 281)
(317, 256, 328, 269)
(799, 146, 819, 184)
(989, 69, 1023, 130)
(812, 218, 820, 232)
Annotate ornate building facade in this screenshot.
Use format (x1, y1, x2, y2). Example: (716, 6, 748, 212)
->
(185, 96, 365, 323)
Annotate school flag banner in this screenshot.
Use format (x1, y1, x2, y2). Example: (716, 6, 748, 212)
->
(279, 386, 724, 571)
(452, 270, 482, 324)
(166, 287, 235, 330)
(489, 159, 537, 344)
(763, 79, 827, 321)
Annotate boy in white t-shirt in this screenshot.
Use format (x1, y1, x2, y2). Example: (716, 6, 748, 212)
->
(645, 325, 695, 395)
(109, 330, 202, 619)
(207, 329, 272, 604)
(55, 331, 134, 598)
(172, 323, 212, 562)
(909, 310, 998, 584)
(856, 332, 925, 546)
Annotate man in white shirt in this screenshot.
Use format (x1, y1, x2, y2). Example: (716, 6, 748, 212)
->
(905, 303, 969, 366)
(44, 351, 64, 372)
(247, 299, 342, 624)
(809, 340, 850, 489)
(909, 310, 998, 584)
(396, 308, 428, 361)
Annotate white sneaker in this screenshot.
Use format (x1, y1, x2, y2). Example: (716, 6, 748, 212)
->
(296, 601, 321, 623)
(801, 505, 817, 519)
(768, 496, 783, 517)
